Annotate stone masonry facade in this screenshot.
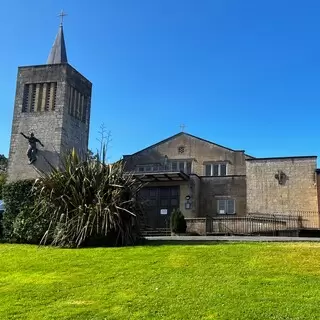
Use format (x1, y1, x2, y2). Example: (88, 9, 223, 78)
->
(7, 64, 92, 182)
(124, 132, 320, 231)
(124, 133, 251, 219)
(246, 157, 318, 214)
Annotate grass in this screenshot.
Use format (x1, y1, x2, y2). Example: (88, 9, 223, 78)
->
(1, 242, 320, 320)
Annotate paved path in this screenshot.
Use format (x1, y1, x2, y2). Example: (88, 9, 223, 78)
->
(145, 236, 320, 242)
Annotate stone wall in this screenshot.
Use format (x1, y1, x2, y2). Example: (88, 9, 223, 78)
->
(7, 64, 92, 182)
(185, 218, 208, 235)
(61, 65, 92, 158)
(124, 133, 250, 176)
(199, 176, 246, 216)
(246, 157, 319, 227)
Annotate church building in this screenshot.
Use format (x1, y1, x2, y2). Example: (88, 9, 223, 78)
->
(124, 132, 320, 234)
(7, 12, 92, 182)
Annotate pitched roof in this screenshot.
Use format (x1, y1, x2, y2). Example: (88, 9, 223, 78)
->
(126, 132, 253, 157)
(47, 25, 68, 64)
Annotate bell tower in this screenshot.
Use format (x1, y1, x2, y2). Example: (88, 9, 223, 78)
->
(7, 11, 92, 182)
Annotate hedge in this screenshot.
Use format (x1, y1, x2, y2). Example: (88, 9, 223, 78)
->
(2, 179, 35, 241)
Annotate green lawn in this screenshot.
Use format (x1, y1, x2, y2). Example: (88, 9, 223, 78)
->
(1, 242, 320, 320)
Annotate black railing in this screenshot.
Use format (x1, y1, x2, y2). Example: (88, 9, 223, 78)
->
(185, 211, 320, 236)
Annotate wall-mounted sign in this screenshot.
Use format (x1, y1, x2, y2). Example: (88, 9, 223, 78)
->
(160, 209, 168, 215)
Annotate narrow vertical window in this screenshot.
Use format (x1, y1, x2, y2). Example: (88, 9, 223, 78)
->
(41, 83, 48, 111)
(186, 161, 192, 174)
(51, 82, 57, 111)
(70, 87, 75, 117)
(22, 84, 30, 112)
(35, 83, 41, 111)
(30, 84, 37, 112)
(45, 83, 51, 111)
(82, 97, 87, 123)
(220, 164, 227, 176)
(213, 164, 219, 176)
(76, 91, 81, 119)
(67, 85, 72, 115)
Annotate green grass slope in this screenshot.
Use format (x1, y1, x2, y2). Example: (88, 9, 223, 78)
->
(1, 242, 320, 320)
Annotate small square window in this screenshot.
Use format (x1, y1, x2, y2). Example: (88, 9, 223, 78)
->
(217, 199, 235, 215)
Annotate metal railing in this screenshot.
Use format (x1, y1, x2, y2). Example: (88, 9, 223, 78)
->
(208, 212, 319, 235)
(185, 211, 320, 236)
(134, 166, 192, 175)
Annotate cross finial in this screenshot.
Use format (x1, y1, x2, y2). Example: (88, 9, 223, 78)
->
(58, 9, 67, 26)
(180, 124, 186, 132)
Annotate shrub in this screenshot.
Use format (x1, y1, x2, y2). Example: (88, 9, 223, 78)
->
(11, 206, 51, 244)
(170, 209, 187, 234)
(0, 211, 3, 239)
(0, 172, 6, 199)
(32, 147, 144, 248)
(2, 179, 35, 241)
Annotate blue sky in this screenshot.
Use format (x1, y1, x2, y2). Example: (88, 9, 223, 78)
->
(1, 0, 320, 163)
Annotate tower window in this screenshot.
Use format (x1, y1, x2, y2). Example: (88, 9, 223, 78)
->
(68, 84, 87, 124)
(22, 84, 30, 112)
(52, 82, 57, 111)
(22, 82, 57, 113)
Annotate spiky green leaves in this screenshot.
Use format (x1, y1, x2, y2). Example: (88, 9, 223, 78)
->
(33, 146, 143, 247)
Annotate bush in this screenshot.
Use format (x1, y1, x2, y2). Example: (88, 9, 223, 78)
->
(170, 209, 187, 234)
(0, 172, 6, 199)
(32, 147, 144, 248)
(2, 179, 35, 241)
(0, 211, 3, 239)
(11, 206, 51, 244)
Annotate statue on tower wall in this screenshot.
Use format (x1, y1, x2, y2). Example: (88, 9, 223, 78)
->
(20, 132, 44, 164)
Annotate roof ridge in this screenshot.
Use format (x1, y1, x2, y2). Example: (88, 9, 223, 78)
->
(127, 132, 248, 157)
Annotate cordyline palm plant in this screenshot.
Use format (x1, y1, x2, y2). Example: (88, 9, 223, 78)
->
(32, 145, 144, 248)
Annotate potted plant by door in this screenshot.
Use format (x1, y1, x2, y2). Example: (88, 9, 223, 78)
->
(170, 209, 187, 236)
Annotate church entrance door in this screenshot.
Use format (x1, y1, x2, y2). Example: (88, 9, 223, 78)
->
(138, 186, 180, 229)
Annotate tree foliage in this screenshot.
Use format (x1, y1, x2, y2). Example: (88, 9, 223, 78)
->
(0, 154, 8, 169)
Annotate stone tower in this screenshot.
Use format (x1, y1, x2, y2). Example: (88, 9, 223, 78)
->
(7, 16, 92, 182)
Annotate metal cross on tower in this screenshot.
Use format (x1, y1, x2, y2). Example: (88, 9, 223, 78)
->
(58, 9, 67, 26)
(180, 124, 186, 132)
